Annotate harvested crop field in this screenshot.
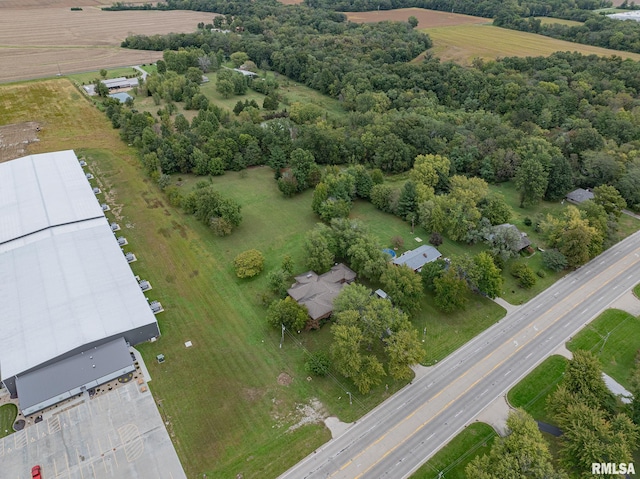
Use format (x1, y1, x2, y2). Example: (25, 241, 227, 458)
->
(345, 8, 489, 28)
(424, 24, 640, 65)
(0, 8, 215, 82)
(535, 16, 583, 26)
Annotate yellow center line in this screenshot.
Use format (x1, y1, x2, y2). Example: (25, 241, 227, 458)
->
(332, 248, 640, 479)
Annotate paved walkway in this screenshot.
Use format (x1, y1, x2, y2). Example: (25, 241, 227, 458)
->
(493, 297, 520, 314)
(610, 289, 640, 316)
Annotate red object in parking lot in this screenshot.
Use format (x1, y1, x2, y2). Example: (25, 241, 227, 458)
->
(31, 465, 42, 479)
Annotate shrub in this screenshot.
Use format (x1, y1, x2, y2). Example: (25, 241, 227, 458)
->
(429, 232, 443, 247)
(542, 249, 568, 272)
(305, 352, 330, 376)
(234, 249, 265, 278)
(511, 263, 536, 288)
(523, 217, 532, 226)
(391, 235, 404, 249)
(536, 269, 546, 278)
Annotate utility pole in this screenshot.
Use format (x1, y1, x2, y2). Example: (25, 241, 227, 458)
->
(280, 323, 285, 349)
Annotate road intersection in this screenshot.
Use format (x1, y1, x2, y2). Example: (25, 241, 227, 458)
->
(279, 230, 640, 479)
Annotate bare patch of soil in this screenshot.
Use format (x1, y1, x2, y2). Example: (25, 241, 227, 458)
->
(277, 372, 293, 386)
(0, 121, 40, 162)
(288, 398, 327, 432)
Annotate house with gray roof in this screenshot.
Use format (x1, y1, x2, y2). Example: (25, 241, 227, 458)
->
(288, 264, 356, 326)
(392, 245, 442, 272)
(566, 188, 594, 204)
(494, 223, 532, 252)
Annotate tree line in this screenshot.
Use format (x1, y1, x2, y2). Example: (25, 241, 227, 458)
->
(116, 1, 640, 211)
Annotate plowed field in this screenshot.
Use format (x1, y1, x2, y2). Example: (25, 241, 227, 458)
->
(0, 8, 214, 82)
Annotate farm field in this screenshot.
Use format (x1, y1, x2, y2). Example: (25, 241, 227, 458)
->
(0, 8, 213, 82)
(424, 24, 640, 65)
(345, 7, 489, 28)
(535, 16, 584, 26)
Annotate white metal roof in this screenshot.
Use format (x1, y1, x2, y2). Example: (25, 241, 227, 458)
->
(0, 151, 158, 380)
(0, 150, 104, 245)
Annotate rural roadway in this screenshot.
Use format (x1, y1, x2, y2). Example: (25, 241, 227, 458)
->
(279, 229, 640, 479)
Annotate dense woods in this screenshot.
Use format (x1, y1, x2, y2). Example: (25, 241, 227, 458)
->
(115, 2, 640, 212)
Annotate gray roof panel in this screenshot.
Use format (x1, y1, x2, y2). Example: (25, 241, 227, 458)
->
(16, 338, 134, 414)
(0, 150, 104, 244)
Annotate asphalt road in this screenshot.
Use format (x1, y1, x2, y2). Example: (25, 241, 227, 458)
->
(279, 229, 640, 479)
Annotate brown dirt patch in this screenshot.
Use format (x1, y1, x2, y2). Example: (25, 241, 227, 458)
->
(0, 121, 40, 162)
(277, 372, 293, 386)
(345, 7, 489, 28)
(0, 9, 215, 82)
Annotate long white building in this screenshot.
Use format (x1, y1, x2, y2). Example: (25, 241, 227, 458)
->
(0, 150, 159, 415)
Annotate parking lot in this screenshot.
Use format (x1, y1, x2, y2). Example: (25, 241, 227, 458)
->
(1, 381, 186, 479)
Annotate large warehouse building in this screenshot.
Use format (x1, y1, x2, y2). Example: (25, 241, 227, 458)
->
(0, 150, 160, 415)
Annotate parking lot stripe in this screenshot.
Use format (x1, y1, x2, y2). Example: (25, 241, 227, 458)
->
(48, 415, 61, 434)
(76, 447, 85, 479)
(108, 434, 120, 468)
(13, 430, 26, 449)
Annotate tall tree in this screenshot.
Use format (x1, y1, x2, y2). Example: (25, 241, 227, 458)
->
(515, 158, 548, 208)
(380, 264, 423, 316)
(266, 297, 308, 331)
(466, 409, 566, 479)
(433, 268, 468, 312)
(384, 328, 424, 380)
(396, 180, 419, 220)
(593, 184, 627, 218)
(303, 224, 336, 273)
(471, 252, 504, 299)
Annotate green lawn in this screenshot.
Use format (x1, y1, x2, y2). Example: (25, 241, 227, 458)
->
(567, 309, 640, 389)
(69, 67, 142, 86)
(507, 355, 568, 422)
(410, 422, 497, 479)
(0, 403, 17, 438)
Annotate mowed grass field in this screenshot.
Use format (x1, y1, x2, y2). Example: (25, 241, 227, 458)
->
(423, 24, 640, 65)
(567, 309, 640, 389)
(0, 8, 213, 82)
(0, 79, 337, 478)
(345, 7, 489, 28)
(410, 422, 497, 479)
(507, 355, 568, 422)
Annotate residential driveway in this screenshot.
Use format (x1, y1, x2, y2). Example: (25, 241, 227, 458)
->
(0, 381, 186, 479)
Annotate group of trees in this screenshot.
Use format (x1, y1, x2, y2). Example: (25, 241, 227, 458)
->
(114, 0, 640, 211)
(304, 219, 390, 282)
(548, 350, 639, 475)
(421, 251, 504, 311)
(330, 283, 424, 393)
(182, 182, 243, 235)
(541, 185, 627, 267)
(469, 350, 640, 478)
